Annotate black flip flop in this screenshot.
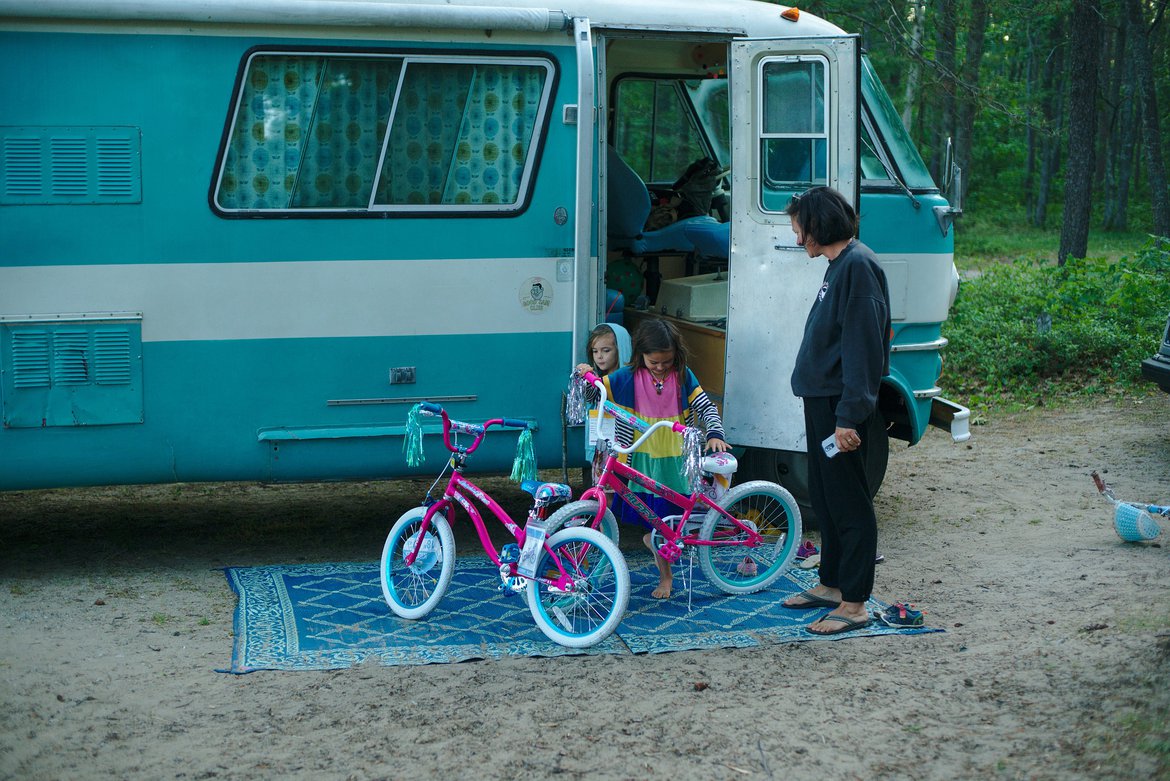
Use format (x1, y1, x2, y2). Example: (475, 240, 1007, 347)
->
(781, 590, 841, 610)
(805, 615, 871, 635)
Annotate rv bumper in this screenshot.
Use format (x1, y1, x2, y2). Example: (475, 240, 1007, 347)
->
(1141, 354, 1170, 393)
(928, 397, 971, 443)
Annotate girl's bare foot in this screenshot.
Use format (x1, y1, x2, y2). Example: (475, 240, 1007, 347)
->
(644, 532, 673, 598)
(651, 577, 672, 599)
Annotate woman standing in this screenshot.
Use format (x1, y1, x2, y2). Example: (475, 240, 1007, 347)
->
(779, 187, 891, 635)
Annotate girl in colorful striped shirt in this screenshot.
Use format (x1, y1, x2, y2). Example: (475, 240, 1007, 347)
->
(577, 318, 727, 598)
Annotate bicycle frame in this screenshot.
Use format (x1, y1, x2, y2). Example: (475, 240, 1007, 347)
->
(403, 404, 578, 592)
(576, 372, 765, 559)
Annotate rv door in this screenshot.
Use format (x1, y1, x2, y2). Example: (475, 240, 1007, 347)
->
(571, 18, 596, 365)
(724, 35, 859, 453)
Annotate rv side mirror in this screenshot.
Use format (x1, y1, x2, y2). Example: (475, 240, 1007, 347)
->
(934, 137, 963, 237)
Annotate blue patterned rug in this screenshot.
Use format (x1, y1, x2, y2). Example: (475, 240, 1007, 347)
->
(223, 556, 940, 672)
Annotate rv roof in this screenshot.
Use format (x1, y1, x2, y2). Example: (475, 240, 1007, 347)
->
(0, 0, 845, 38)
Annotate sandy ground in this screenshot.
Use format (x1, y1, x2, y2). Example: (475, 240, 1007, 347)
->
(2, 395, 1169, 780)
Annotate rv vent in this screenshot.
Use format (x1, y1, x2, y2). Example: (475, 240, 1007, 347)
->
(10, 330, 51, 389)
(94, 329, 133, 385)
(52, 329, 91, 385)
(1, 317, 144, 427)
(0, 127, 142, 205)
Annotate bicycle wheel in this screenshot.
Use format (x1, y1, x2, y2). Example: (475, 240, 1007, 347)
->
(527, 527, 630, 648)
(380, 506, 455, 619)
(543, 499, 620, 545)
(697, 480, 801, 594)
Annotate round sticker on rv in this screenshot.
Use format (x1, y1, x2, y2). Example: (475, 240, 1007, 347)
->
(519, 277, 553, 313)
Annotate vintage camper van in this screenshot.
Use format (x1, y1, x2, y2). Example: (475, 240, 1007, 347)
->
(0, 0, 968, 500)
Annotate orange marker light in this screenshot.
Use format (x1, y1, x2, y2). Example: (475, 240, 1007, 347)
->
(781, 6, 800, 21)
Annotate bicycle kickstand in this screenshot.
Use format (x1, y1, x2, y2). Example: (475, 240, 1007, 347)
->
(684, 549, 696, 614)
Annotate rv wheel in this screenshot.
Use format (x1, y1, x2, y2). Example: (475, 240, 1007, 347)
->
(739, 419, 888, 528)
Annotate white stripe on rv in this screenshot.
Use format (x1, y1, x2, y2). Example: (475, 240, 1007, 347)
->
(0, 258, 574, 342)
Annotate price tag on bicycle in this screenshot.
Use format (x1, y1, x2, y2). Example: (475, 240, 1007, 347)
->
(515, 519, 549, 579)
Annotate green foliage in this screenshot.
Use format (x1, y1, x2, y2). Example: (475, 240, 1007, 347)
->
(942, 237, 1170, 407)
(955, 211, 1153, 270)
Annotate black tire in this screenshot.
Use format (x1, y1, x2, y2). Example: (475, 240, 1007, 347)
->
(738, 415, 889, 527)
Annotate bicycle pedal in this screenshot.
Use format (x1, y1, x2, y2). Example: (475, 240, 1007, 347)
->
(658, 540, 682, 563)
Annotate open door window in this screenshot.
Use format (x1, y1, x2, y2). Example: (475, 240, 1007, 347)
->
(759, 56, 829, 205)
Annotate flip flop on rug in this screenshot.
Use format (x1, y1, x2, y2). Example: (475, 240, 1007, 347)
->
(797, 553, 821, 570)
(805, 614, 871, 636)
(781, 589, 840, 609)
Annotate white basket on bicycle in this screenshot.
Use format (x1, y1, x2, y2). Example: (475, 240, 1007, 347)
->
(1092, 470, 1167, 542)
(699, 451, 737, 501)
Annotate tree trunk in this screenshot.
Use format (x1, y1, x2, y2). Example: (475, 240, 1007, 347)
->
(1033, 18, 1066, 228)
(1127, 0, 1170, 237)
(932, 0, 958, 183)
(1105, 17, 1138, 231)
(901, 0, 926, 131)
(1102, 11, 1128, 231)
(954, 0, 990, 203)
(1059, 0, 1101, 264)
(1023, 23, 1038, 219)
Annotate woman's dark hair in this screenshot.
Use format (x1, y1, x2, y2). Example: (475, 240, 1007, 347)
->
(629, 318, 689, 382)
(784, 186, 858, 245)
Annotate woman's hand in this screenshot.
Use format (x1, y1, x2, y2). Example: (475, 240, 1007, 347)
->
(835, 427, 861, 453)
(705, 437, 731, 453)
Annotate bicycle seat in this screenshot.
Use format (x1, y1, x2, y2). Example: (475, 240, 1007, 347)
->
(520, 480, 573, 507)
(700, 452, 738, 476)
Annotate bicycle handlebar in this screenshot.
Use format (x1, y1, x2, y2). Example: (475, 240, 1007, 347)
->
(578, 370, 690, 456)
(415, 403, 530, 455)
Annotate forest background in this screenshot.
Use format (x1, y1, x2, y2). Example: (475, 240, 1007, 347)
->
(766, 0, 1170, 408)
(783, 0, 1168, 244)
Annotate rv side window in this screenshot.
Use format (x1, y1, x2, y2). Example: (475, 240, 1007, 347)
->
(213, 52, 554, 215)
(758, 56, 828, 211)
(612, 78, 707, 184)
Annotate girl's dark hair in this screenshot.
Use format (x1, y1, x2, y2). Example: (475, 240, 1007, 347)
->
(784, 186, 858, 245)
(629, 318, 689, 381)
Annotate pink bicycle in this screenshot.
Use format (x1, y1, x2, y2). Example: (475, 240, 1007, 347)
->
(555, 371, 802, 594)
(379, 402, 630, 648)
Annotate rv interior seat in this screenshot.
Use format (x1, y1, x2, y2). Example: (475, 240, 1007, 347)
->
(606, 146, 717, 256)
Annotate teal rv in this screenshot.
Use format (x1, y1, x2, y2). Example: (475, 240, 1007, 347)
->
(0, 0, 968, 499)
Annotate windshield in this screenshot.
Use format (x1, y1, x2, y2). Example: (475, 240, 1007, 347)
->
(861, 55, 936, 190)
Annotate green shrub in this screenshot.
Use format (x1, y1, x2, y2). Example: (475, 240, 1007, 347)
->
(942, 237, 1170, 407)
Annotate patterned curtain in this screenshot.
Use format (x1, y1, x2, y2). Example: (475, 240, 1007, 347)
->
(292, 58, 403, 208)
(216, 54, 547, 211)
(218, 55, 325, 209)
(375, 62, 546, 206)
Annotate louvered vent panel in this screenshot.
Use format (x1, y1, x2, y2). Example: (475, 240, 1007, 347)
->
(11, 330, 51, 388)
(3, 318, 144, 427)
(94, 329, 132, 385)
(97, 137, 134, 198)
(52, 330, 91, 385)
(2, 136, 43, 197)
(50, 137, 88, 197)
(0, 127, 141, 204)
